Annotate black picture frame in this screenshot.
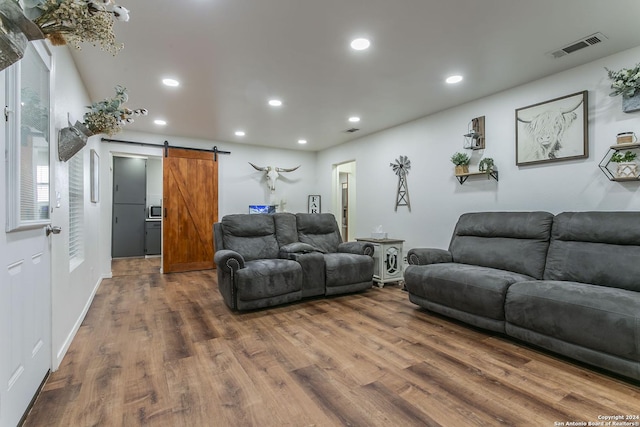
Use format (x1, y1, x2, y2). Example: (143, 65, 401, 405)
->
(515, 90, 588, 166)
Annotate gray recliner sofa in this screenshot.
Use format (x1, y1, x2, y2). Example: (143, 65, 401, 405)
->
(404, 211, 640, 381)
(214, 212, 374, 311)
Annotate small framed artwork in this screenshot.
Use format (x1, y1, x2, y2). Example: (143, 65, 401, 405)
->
(90, 149, 99, 203)
(515, 90, 588, 166)
(308, 195, 321, 213)
(249, 205, 276, 214)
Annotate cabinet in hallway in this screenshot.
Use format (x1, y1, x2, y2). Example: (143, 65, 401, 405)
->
(112, 157, 147, 257)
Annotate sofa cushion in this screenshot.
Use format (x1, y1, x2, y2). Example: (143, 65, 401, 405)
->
(544, 211, 640, 292)
(505, 281, 640, 362)
(324, 252, 374, 288)
(273, 212, 299, 246)
(221, 214, 279, 261)
(404, 263, 535, 321)
(236, 259, 302, 301)
(449, 211, 553, 279)
(296, 213, 342, 253)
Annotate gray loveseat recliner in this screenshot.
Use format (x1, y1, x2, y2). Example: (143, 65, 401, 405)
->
(214, 212, 374, 311)
(404, 211, 640, 381)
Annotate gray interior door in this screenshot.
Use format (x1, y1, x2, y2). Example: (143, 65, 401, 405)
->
(112, 204, 146, 257)
(112, 156, 146, 257)
(113, 157, 146, 204)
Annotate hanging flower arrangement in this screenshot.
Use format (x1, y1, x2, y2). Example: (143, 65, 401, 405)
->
(83, 85, 147, 135)
(605, 63, 640, 98)
(24, 0, 130, 54)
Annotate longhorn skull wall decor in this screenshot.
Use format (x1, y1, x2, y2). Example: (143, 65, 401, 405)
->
(249, 163, 300, 192)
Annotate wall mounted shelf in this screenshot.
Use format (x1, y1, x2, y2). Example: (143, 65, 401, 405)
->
(455, 170, 498, 185)
(598, 143, 640, 182)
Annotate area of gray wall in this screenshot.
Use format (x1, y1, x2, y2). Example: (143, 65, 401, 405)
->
(317, 46, 640, 255)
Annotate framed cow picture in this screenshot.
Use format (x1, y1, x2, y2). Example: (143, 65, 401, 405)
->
(515, 90, 588, 166)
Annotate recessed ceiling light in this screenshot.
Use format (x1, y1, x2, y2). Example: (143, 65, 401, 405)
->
(154, 119, 167, 125)
(235, 131, 245, 137)
(348, 116, 361, 123)
(162, 78, 180, 87)
(268, 99, 282, 107)
(298, 139, 307, 144)
(350, 38, 370, 51)
(446, 75, 463, 84)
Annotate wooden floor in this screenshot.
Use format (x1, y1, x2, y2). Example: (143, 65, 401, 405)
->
(23, 258, 640, 426)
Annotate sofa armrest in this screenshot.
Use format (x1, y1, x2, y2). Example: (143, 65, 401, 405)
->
(279, 242, 325, 259)
(214, 249, 245, 273)
(338, 241, 374, 257)
(407, 248, 452, 265)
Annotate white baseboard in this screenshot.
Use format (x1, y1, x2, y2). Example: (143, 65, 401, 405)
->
(52, 275, 104, 371)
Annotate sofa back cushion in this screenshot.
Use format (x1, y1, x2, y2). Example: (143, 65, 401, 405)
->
(449, 211, 554, 279)
(220, 214, 279, 261)
(273, 212, 299, 246)
(544, 211, 640, 291)
(296, 213, 342, 253)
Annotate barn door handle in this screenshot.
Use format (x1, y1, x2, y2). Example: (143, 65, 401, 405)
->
(46, 225, 62, 236)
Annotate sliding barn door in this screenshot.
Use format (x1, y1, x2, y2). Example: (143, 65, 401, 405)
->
(163, 148, 218, 273)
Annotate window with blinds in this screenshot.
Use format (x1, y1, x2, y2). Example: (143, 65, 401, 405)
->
(69, 153, 85, 268)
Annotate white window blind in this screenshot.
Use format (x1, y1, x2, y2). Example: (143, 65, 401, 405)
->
(69, 154, 84, 267)
(36, 164, 49, 203)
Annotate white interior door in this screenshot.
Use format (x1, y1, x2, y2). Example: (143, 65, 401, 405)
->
(0, 42, 54, 427)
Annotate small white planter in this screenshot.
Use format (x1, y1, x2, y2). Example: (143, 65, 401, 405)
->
(615, 162, 639, 179)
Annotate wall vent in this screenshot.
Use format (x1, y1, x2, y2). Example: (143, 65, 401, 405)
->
(344, 128, 360, 133)
(547, 32, 607, 59)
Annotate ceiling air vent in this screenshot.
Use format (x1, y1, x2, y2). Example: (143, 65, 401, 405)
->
(344, 128, 360, 133)
(547, 32, 607, 59)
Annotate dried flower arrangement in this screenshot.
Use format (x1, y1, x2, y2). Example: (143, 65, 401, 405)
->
(23, 0, 130, 54)
(83, 85, 147, 135)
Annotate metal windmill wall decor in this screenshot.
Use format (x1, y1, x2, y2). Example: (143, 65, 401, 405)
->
(390, 155, 411, 212)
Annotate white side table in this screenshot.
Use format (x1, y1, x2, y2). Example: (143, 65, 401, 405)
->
(356, 238, 404, 288)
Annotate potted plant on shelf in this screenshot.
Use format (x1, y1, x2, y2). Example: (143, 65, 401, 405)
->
(605, 63, 640, 113)
(478, 157, 495, 178)
(609, 150, 638, 179)
(451, 152, 471, 175)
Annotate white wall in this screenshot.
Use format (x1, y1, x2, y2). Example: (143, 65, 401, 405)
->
(102, 130, 318, 215)
(97, 132, 318, 275)
(49, 47, 107, 368)
(317, 46, 640, 256)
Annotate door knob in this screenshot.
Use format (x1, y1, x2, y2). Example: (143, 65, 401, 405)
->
(46, 225, 62, 236)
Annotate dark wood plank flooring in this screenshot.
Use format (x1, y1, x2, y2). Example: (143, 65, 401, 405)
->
(23, 259, 640, 426)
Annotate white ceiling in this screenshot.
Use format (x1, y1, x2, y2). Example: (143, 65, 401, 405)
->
(69, 0, 640, 151)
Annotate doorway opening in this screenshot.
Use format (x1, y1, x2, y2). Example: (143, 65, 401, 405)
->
(333, 161, 356, 241)
(111, 155, 163, 259)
